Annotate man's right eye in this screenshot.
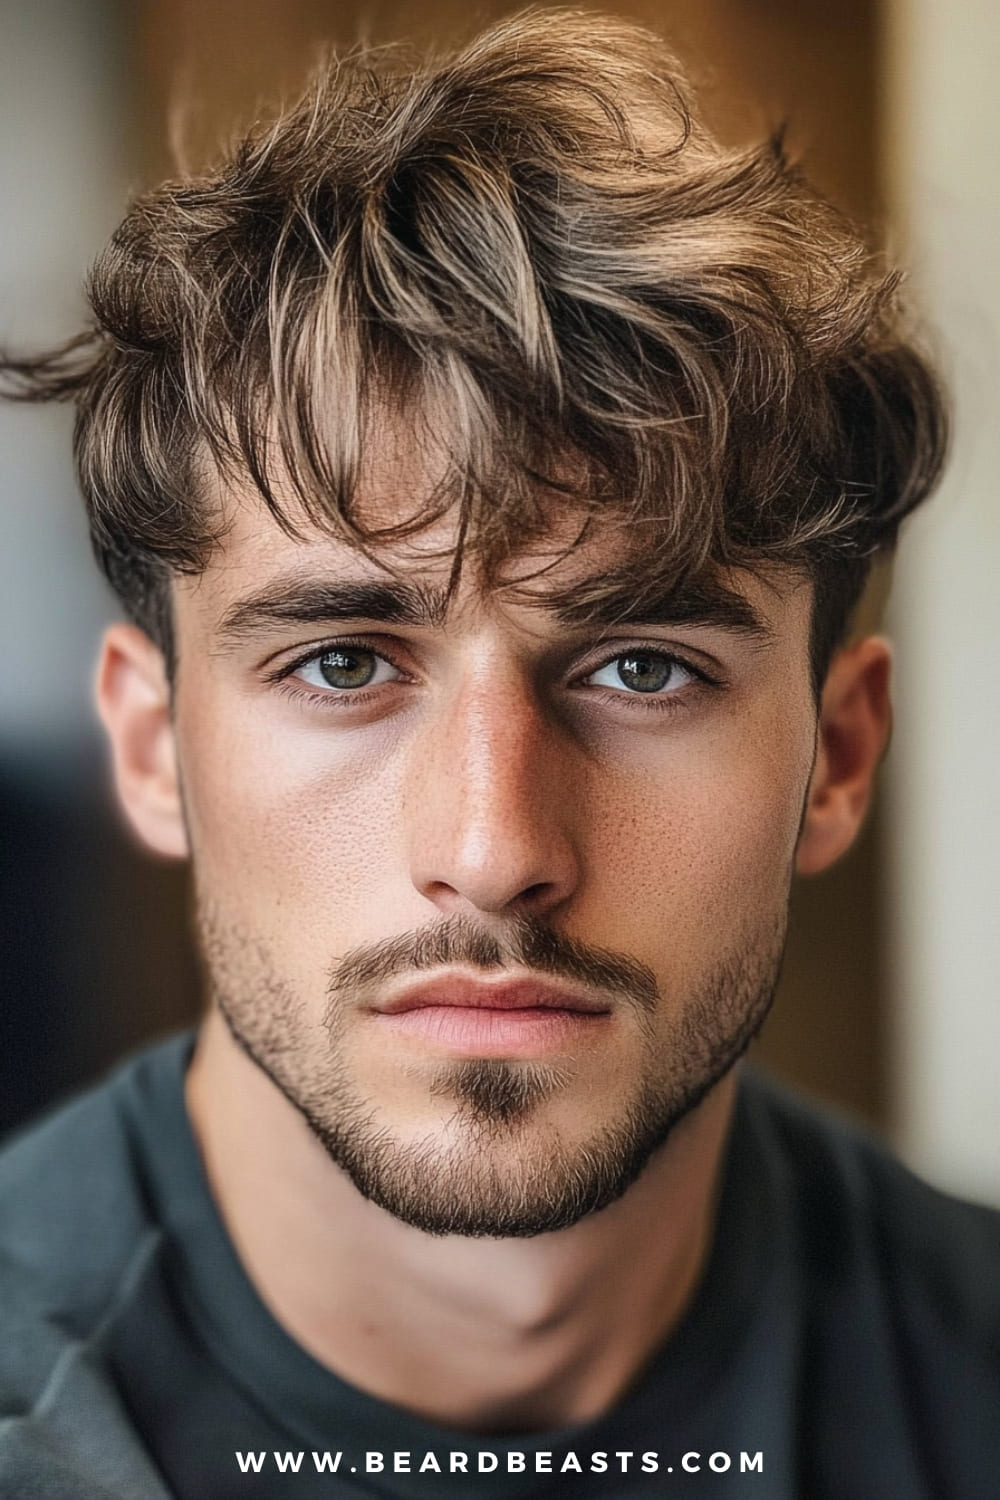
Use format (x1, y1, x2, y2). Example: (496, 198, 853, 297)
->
(294, 646, 403, 692)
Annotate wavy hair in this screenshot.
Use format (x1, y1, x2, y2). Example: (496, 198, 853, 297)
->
(0, 9, 947, 684)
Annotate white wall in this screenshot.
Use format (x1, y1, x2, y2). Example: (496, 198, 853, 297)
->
(885, 0, 1000, 1205)
(0, 0, 125, 753)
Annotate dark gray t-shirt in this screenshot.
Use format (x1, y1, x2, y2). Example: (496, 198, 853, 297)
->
(0, 1035, 997, 1498)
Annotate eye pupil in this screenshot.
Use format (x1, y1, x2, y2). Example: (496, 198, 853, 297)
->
(617, 654, 672, 693)
(318, 649, 377, 689)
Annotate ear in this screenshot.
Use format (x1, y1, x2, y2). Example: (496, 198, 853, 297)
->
(795, 636, 893, 877)
(95, 624, 189, 859)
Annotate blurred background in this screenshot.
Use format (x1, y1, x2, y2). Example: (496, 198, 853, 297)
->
(1, 0, 997, 1205)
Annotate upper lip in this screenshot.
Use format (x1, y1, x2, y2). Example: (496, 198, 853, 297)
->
(376, 974, 612, 1016)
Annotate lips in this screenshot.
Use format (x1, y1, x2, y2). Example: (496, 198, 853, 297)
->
(371, 973, 613, 1057)
(376, 974, 611, 1016)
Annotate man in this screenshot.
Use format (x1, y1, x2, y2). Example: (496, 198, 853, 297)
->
(0, 10, 996, 1497)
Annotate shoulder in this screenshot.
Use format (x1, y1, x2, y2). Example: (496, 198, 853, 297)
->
(0, 1040, 187, 1497)
(740, 1067, 1000, 1463)
(1, 1081, 142, 1288)
(724, 1073, 1000, 1494)
(0, 1042, 184, 1306)
(0, 1038, 190, 1399)
(741, 1068, 1000, 1305)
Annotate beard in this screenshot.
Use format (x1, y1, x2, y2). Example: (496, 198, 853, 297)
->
(196, 904, 786, 1239)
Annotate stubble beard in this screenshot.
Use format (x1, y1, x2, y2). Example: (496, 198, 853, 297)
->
(197, 905, 787, 1238)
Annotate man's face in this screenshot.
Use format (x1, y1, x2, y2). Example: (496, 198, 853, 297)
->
(168, 478, 818, 1238)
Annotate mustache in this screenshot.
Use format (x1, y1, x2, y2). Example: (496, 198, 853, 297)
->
(326, 914, 659, 1017)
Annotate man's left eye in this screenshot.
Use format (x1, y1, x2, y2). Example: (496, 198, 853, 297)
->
(295, 647, 401, 692)
(585, 652, 696, 695)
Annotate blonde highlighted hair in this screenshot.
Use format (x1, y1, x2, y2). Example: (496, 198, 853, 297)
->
(1, 9, 946, 682)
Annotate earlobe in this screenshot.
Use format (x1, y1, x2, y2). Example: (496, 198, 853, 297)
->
(95, 624, 189, 860)
(795, 637, 893, 877)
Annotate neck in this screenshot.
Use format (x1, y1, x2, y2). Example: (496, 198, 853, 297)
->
(186, 1009, 738, 1433)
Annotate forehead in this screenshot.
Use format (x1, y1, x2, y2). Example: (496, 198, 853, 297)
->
(174, 486, 807, 663)
(171, 390, 817, 641)
(191, 481, 623, 601)
(176, 442, 808, 646)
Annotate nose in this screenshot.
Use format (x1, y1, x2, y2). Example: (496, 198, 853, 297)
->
(406, 667, 583, 920)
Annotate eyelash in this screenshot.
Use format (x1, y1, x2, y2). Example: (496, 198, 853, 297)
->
(267, 637, 721, 713)
(267, 638, 408, 707)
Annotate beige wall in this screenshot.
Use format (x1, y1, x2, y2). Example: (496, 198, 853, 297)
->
(885, 0, 1000, 1204)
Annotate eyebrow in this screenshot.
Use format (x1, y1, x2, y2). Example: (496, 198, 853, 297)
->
(215, 571, 773, 645)
(545, 578, 773, 640)
(217, 579, 452, 641)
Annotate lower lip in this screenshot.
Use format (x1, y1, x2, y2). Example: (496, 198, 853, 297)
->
(376, 1005, 611, 1057)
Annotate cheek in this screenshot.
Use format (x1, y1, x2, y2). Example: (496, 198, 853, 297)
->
(176, 692, 409, 934)
(584, 717, 811, 947)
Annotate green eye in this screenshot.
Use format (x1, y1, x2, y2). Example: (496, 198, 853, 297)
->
(317, 648, 379, 689)
(615, 654, 675, 693)
(588, 652, 694, 695)
(292, 645, 402, 693)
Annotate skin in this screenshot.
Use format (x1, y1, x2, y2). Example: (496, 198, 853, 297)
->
(95, 468, 892, 1431)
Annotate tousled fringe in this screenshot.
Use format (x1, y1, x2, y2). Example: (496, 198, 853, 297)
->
(0, 9, 947, 682)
